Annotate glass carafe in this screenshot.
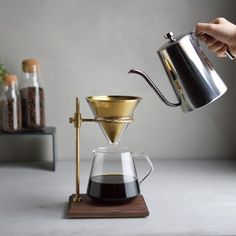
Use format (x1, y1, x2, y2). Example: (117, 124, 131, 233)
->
(87, 145, 153, 203)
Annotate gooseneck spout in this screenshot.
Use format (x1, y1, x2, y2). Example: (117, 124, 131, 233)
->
(128, 69, 181, 107)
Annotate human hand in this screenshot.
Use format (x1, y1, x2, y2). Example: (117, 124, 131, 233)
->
(195, 17, 236, 58)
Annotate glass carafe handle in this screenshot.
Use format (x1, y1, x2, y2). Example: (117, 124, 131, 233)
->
(133, 152, 154, 184)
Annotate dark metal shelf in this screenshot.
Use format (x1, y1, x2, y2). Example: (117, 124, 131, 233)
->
(0, 127, 57, 171)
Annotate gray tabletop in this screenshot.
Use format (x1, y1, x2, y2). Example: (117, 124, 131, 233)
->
(0, 160, 236, 236)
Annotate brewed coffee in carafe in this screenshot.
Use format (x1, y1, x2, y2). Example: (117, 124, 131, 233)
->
(86, 96, 153, 203)
(87, 174, 140, 202)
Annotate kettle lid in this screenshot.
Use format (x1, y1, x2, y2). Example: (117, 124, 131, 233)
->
(158, 31, 194, 51)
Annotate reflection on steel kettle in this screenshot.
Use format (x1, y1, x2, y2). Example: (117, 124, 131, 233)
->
(129, 31, 227, 112)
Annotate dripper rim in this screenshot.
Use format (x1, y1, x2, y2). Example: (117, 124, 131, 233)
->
(86, 95, 142, 102)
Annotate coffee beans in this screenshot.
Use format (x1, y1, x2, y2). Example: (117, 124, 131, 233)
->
(20, 87, 45, 129)
(1, 98, 22, 132)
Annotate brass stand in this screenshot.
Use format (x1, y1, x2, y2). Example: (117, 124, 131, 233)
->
(69, 97, 82, 202)
(69, 97, 134, 203)
(68, 96, 149, 218)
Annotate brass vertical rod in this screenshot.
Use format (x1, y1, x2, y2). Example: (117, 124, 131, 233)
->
(73, 97, 81, 202)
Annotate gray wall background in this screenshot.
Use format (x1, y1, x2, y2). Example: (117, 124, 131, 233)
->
(0, 0, 235, 160)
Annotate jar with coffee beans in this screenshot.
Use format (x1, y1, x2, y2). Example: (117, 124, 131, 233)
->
(20, 59, 45, 130)
(0, 74, 22, 132)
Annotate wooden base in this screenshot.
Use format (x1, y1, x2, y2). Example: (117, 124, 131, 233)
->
(67, 194, 149, 219)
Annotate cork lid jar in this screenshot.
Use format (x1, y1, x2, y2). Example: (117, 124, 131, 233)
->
(20, 58, 45, 129)
(0, 74, 22, 133)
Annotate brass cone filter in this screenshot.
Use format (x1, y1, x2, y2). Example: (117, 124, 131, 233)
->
(86, 95, 141, 144)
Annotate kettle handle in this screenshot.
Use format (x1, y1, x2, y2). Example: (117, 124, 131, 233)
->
(129, 69, 181, 107)
(132, 152, 154, 184)
(195, 32, 235, 60)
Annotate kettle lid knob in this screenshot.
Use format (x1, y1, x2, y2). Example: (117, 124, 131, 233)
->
(164, 32, 176, 42)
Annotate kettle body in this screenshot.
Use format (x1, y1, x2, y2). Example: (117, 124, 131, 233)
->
(129, 31, 227, 112)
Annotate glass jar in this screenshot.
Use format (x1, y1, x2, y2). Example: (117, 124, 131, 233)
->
(0, 74, 22, 132)
(0, 63, 8, 130)
(20, 59, 45, 129)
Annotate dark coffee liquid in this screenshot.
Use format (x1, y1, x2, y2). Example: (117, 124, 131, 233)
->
(87, 174, 140, 203)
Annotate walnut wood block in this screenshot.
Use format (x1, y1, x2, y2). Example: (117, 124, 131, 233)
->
(67, 194, 149, 218)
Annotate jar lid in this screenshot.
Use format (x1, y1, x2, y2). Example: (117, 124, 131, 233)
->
(22, 58, 40, 73)
(3, 74, 18, 85)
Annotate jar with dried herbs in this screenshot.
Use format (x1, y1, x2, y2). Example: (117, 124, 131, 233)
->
(20, 59, 45, 130)
(0, 74, 22, 132)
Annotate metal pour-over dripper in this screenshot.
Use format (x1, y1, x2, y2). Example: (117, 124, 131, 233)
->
(86, 96, 141, 144)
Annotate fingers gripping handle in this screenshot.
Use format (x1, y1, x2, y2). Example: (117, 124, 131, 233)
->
(196, 32, 235, 60)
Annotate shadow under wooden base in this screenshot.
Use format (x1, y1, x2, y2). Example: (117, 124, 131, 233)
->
(67, 194, 149, 219)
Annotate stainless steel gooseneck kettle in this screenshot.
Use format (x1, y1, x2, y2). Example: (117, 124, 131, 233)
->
(129, 31, 228, 112)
